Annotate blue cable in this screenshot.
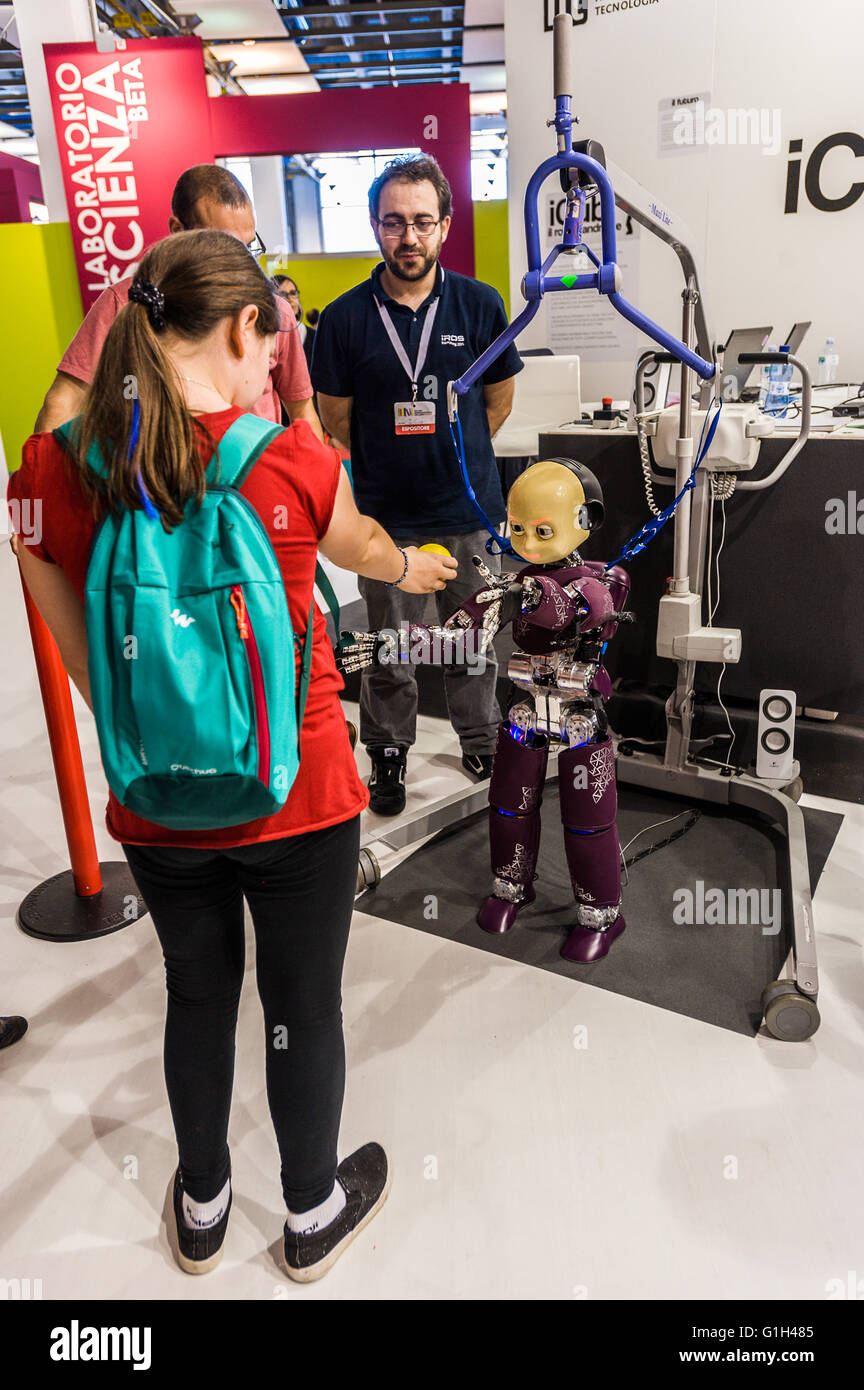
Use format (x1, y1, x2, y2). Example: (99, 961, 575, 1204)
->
(449, 410, 517, 558)
(605, 398, 723, 571)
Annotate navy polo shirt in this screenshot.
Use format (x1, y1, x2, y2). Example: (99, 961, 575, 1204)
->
(311, 262, 523, 537)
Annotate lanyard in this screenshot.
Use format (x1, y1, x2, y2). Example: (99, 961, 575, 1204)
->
(374, 292, 441, 403)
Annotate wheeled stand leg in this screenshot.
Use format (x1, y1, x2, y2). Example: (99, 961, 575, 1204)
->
(477, 723, 549, 935)
(558, 736, 626, 962)
(615, 748, 820, 1039)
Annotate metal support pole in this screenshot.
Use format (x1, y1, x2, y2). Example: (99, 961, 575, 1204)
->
(663, 278, 699, 771)
(16, 577, 143, 942)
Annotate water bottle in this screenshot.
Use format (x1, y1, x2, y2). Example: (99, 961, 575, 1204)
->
(759, 344, 777, 409)
(816, 337, 839, 385)
(764, 345, 793, 419)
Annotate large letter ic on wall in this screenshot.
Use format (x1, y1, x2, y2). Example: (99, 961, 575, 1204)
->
(785, 131, 864, 214)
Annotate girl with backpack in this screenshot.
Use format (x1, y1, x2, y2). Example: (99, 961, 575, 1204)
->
(8, 229, 456, 1281)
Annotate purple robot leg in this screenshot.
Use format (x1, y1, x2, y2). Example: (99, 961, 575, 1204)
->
(557, 735, 626, 962)
(477, 722, 549, 935)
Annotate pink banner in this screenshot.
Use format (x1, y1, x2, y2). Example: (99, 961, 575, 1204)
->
(44, 37, 214, 311)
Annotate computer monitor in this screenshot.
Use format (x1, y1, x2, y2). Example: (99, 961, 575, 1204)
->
(721, 327, 773, 398)
(782, 322, 811, 355)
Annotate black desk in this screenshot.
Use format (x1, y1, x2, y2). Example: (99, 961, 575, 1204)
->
(538, 431, 864, 717)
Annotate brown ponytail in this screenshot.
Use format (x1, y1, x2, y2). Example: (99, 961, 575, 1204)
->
(77, 229, 280, 529)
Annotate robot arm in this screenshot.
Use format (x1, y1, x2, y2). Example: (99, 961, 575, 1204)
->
(336, 558, 531, 675)
(520, 574, 583, 631)
(519, 572, 619, 635)
(563, 575, 617, 631)
(442, 556, 527, 653)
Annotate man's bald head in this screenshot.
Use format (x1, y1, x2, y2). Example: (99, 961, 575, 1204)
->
(168, 164, 255, 245)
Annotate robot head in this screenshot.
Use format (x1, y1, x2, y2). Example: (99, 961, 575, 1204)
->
(506, 458, 605, 564)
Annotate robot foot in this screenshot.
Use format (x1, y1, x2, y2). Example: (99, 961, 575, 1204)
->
(560, 914, 626, 963)
(477, 886, 536, 935)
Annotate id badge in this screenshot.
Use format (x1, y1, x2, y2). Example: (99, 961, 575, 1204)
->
(394, 400, 436, 436)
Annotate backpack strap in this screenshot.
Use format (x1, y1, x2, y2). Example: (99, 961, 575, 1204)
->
(210, 414, 285, 488)
(54, 415, 100, 468)
(296, 564, 347, 734)
(295, 596, 316, 734)
(314, 560, 351, 651)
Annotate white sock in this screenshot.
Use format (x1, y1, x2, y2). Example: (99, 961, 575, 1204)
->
(182, 1177, 231, 1230)
(285, 1180, 346, 1235)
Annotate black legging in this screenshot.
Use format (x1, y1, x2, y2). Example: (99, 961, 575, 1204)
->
(123, 814, 360, 1213)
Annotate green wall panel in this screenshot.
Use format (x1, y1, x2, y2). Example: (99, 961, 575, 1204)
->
(1, 222, 82, 473)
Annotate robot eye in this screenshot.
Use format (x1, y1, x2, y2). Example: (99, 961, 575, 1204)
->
(536, 525, 554, 539)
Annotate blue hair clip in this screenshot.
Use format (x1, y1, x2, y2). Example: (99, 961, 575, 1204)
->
(129, 398, 159, 520)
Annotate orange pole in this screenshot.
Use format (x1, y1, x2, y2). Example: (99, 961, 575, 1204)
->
(20, 580, 103, 898)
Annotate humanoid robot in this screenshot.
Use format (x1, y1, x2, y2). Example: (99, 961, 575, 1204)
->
(339, 458, 633, 963)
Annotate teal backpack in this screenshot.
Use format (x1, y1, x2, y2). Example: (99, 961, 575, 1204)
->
(55, 413, 343, 831)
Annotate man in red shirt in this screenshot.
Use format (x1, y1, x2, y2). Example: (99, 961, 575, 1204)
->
(34, 164, 322, 439)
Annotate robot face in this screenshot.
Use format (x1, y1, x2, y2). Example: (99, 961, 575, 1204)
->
(506, 461, 593, 563)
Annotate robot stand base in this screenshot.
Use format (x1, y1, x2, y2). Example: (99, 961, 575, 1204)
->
(358, 744, 820, 1041)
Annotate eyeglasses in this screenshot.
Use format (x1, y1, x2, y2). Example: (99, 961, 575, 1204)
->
(374, 215, 440, 239)
(175, 219, 266, 257)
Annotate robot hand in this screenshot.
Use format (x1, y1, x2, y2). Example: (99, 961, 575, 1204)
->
(442, 557, 525, 652)
(335, 631, 389, 675)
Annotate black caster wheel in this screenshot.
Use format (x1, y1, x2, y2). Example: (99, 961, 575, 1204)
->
(355, 847, 380, 898)
(761, 980, 820, 1041)
(346, 720, 358, 750)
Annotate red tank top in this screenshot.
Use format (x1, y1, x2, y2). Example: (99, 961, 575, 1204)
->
(8, 409, 368, 846)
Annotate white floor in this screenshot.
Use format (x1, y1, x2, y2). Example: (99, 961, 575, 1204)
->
(1, 538, 863, 1302)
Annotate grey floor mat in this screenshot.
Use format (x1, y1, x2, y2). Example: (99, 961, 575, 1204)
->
(359, 781, 843, 1036)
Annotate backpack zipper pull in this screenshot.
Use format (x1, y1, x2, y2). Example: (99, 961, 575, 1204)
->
(230, 586, 249, 639)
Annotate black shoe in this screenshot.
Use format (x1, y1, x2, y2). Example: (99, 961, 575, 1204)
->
(282, 1142, 391, 1284)
(368, 746, 407, 815)
(171, 1168, 231, 1275)
(462, 752, 494, 780)
(0, 1016, 27, 1050)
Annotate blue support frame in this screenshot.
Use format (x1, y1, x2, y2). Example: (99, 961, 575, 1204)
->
(450, 150, 716, 403)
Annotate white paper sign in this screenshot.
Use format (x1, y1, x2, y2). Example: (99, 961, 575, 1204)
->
(544, 192, 641, 360)
(658, 92, 711, 157)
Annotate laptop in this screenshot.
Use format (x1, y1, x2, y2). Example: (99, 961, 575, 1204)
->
(781, 321, 811, 355)
(721, 326, 773, 399)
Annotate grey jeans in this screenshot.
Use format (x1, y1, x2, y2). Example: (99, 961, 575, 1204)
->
(358, 529, 502, 756)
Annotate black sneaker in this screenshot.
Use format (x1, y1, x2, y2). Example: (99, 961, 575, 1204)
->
(170, 1168, 231, 1275)
(0, 1016, 27, 1050)
(282, 1142, 391, 1284)
(462, 752, 494, 780)
(368, 746, 407, 815)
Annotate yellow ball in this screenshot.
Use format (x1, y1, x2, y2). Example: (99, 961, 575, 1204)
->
(418, 543, 452, 556)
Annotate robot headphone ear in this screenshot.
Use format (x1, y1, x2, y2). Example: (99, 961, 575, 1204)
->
(545, 457, 606, 532)
(578, 498, 606, 530)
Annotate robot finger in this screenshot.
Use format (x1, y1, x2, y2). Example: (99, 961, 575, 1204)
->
(472, 555, 505, 589)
